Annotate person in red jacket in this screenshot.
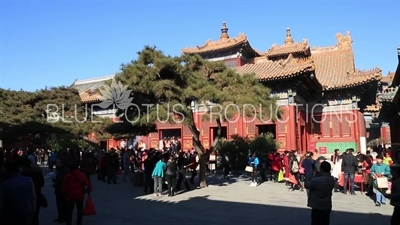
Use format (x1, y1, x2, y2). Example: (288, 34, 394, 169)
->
(283, 150, 290, 183)
(269, 151, 282, 182)
(62, 163, 92, 225)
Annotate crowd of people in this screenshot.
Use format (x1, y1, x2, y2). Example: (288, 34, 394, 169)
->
(0, 148, 91, 225)
(245, 147, 399, 225)
(0, 144, 399, 225)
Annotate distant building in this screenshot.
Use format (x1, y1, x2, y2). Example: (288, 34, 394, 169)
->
(378, 49, 400, 151)
(72, 22, 385, 154)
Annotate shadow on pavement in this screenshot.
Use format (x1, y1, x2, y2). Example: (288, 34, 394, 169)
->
(39, 171, 392, 225)
(131, 195, 391, 225)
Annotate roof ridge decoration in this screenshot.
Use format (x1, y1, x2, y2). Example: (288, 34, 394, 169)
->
(220, 21, 229, 40)
(181, 22, 251, 54)
(355, 67, 381, 75)
(265, 28, 310, 58)
(381, 71, 395, 84)
(280, 53, 294, 67)
(377, 86, 399, 103)
(336, 31, 352, 50)
(74, 74, 115, 85)
(311, 31, 353, 53)
(284, 28, 294, 45)
(310, 31, 382, 91)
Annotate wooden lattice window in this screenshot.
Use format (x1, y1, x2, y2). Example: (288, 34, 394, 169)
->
(229, 124, 236, 136)
(278, 122, 285, 133)
(183, 126, 191, 136)
(331, 116, 340, 137)
(224, 60, 237, 68)
(323, 119, 330, 137)
(342, 115, 351, 136)
(202, 122, 209, 135)
(248, 121, 256, 135)
(312, 115, 321, 134)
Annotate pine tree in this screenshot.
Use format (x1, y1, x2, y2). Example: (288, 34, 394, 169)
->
(0, 86, 111, 148)
(115, 46, 279, 187)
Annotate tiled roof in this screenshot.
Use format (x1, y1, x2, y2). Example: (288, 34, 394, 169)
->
(182, 33, 249, 54)
(234, 56, 314, 81)
(265, 39, 310, 58)
(377, 86, 398, 102)
(381, 72, 395, 84)
(311, 46, 382, 90)
(78, 91, 104, 103)
(71, 74, 115, 103)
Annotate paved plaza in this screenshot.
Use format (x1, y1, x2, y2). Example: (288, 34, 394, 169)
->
(39, 171, 393, 225)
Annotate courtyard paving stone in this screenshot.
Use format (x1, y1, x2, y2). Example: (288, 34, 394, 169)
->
(39, 173, 393, 225)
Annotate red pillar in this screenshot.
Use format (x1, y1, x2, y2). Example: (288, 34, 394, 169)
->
(287, 105, 297, 150)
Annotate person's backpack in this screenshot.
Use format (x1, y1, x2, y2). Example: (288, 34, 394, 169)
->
(291, 160, 299, 173)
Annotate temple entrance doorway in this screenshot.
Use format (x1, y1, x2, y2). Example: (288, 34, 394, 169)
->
(210, 126, 227, 141)
(159, 129, 182, 139)
(256, 124, 276, 139)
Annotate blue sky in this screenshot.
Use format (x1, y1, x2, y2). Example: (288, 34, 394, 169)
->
(0, 1, 399, 91)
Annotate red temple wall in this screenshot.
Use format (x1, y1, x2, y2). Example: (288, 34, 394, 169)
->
(136, 105, 293, 151)
(308, 111, 358, 143)
(380, 126, 391, 144)
(99, 108, 366, 154)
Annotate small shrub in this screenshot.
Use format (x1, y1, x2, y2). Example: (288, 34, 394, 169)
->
(215, 133, 279, 170)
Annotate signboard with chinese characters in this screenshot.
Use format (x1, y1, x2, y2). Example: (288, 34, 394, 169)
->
(270, 92, 288, 99)
(319, 146, 327, 154)
(308, 142, 316, 151)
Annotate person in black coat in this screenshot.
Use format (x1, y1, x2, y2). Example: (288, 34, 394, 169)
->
(176, 152, 190, 191)
(341, 148, 358, 195)
(107, 151, 119, 184)
(53, 159, 69, 223)
(20, 157, 44, 225)
(143, 153, 155, 193)
(165, 155, 177, 196)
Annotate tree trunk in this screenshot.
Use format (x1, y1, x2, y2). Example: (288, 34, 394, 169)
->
(197, 151, 208, 188)
(187, 111, 222, 188)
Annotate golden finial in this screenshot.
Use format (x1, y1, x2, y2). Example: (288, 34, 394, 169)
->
(220, 21, 229, 40)
(285, 27, 294, 45)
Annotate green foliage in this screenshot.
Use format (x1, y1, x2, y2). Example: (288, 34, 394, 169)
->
(216, 133, 279, 169)
(250, 132, 280, 154)
(0, 87, 111, 147)
(367, 138, 381, 147)
(46, 134, 91, 151)
(114, 46, 279, 152)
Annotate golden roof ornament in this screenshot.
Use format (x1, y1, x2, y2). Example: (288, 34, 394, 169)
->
(336, 31, 352, 49)
(220, 21, 229, 40)
(284, 28, 294, 45)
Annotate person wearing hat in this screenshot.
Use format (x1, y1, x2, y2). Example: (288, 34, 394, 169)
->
(370, 154, 391, 206)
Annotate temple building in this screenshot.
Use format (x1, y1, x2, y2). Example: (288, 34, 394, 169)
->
(70, 75, 119, 149)
(378, 48, 400, 154)
(72, 22, 384, 154)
